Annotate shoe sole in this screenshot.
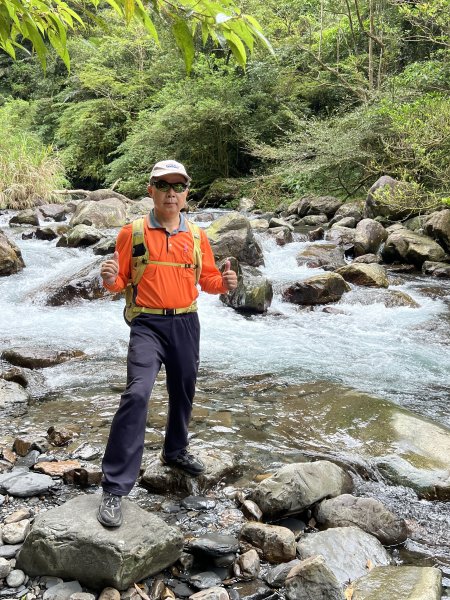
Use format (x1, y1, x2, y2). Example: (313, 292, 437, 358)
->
(97, 508, 123, 528)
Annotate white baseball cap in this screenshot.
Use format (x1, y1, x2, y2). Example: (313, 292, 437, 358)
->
(150, 160, 191, 183)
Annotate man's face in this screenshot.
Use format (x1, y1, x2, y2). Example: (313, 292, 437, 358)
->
(147, 173, 188, 218)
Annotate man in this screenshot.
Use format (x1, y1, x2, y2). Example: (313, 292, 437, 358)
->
(98, 159, 238, 527)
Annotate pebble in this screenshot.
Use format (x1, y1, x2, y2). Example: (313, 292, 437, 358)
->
(6, 568, 26, 587)
(43, 581, 82, 600)
(2, 519, 31, 544)
(0, 544, 22, 559)
(181, 496, 217, 511)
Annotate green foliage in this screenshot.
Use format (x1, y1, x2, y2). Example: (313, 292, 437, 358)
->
(0, 99, 67, 209)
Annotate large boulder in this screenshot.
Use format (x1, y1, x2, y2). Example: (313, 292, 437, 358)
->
(250, 461, 353, 519)
(329, 201, 364, 226)
(351, 566, 442, 600)
(44, 258, 112, 305)
(296, 244, 346, 270)
(16, 494, 183, 590)
(382, 228, 446, 267)
(220, 264, 272, 313)
(296, 527, 391, 585)
(315, 494, 407, 546)
(282, 273, 350, 305)
(206, 212, 264, 267)
(70, 198, 127, 228)
(335, 264, 389, 288)
(9, 209, 39, 226)
(423, 209, 450, 253)
(354, 219, 388, 256)
(38, 204, 69, 222)
(365, 176, 417, 220)
(126, 198, 154, 221)
(326, 226, 356, 248)
(0, 230, 25, 275)
(292, 196, 344, 219)
(422, 261, 450, 278)
(64, 224, 104, 248)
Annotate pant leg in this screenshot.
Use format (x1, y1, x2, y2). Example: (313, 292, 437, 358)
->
(163, 313, 200, 459)
(101, 316, 164, 495)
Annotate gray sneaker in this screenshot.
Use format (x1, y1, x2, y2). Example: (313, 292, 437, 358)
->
(160, 449, 205, 476)
(97, 492, 123, 527)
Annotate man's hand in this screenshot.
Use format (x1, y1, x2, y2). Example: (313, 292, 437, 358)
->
(101, 251, 119, 286)
(222, 259, 238, 291)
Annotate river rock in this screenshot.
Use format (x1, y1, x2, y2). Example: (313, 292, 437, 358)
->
(13, 435, 49, 456)
(70, 198, 127, 228)
(382, 228, 446, 267)
(375, 454, 450, 500)
(9, 209, 40, 226)
(264, 559, 301, 588)
(297, 214, 329, 226)
(249, 219, 269, 231)
(189, 587, 229, 600)
(6, 568, 26, 587)
(65, 224, 104, 248)
(269, 217, 294, 231)
(250, 461, 353, 519)
(0, 557, 11, 578)
(332, 216, 357, 228)
(266, 226, 293, 245)
(93, 237, 117, 255)
(292, 196, 344, 219)
(141, 447, 238, 495)
(423, 209, 450, 252)
(422, 261, 450, 277)
(44, 258, 110, 305)
(16, 494, 183, 590)
(220, 264, 273, 313)
(354, 219, 388, 256)
(308, 227, 325, 241)
(346, 288, 419, 308)
(38, 204, 69, 222)
(2, 519, 31, 544)
(88, 189, 130, 203)
(329, 201, 364, 226)
(63, 465, 103, 486)
(240, 523, 296, 563)
(0, 380, 29, 417)
(315, 494, 407, 545)
(236, 549, 260, 579)
(2, 348, 84, 369)
(186, 533, 239, 560)
(34, 460, 81, 477)
(326, 226, 357, 250)
(0, 544, 22, 559)
(0, 230, 25, 275)
(126, 198, 154, 220)
(297, 526, 391, 585)
(296, 244, 346, 270)
(0, 467, 56, 496)
(206, 213, 264, 267)
(351, 565, 442, 599)
(42, 581, 83, 600)
(353, 253, 381, 264)
(365, 176, 416, 220)
(35, 226, 59, 241)
(282, 273, 350, 305)
(4, 507, 32, 523)
(285, 555, 344, 600)
(335, 264, 389, 288)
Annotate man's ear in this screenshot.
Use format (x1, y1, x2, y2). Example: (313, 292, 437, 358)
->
(147, 184, 152, 197)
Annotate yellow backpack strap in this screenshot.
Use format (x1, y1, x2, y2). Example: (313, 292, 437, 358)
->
(187, 220, 202, 285)
(131, 217, 148, 285)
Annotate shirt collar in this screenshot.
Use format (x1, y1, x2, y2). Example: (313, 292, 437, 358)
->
(149, 209, 188, 233)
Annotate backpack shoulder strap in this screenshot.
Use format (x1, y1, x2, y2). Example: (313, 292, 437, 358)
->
(187, 220, 202, 285)
(131, 217, 148, 286)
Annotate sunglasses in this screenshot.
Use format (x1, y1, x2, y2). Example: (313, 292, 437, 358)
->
(152, 180, 188, 193)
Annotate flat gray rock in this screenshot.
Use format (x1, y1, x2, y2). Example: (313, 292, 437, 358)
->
(0, 468, 56, 497)
(351, 565, 442, 599)
(16, 494, 183, 590)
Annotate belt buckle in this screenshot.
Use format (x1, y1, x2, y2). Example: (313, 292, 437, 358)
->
(164, 309, 176, 316)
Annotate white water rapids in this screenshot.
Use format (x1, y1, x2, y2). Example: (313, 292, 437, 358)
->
(1, 211, 449, 426)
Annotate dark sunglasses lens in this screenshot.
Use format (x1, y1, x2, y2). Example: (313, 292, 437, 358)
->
(154, 181, 186, 192)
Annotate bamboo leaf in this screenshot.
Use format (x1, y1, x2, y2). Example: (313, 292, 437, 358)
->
(223, 29, 246, 68)
(135, 0, 159, 43)
(124, 0, 135, 23)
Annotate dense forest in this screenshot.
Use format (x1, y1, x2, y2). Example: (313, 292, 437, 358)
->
(1, 0, 449, 212)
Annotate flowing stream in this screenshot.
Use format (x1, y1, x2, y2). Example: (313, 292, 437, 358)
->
(1, 210, 449, 590)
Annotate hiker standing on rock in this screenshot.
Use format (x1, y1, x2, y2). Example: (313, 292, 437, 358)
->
(98, 159, 238, 528)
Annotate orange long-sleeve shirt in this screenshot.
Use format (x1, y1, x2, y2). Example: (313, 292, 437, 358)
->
(104, 214, 227, 309)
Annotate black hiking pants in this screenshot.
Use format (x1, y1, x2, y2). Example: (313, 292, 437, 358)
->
(101, 312, 200, 496)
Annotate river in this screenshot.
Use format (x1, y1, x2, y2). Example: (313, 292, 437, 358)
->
(0, 209, 449, 591)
